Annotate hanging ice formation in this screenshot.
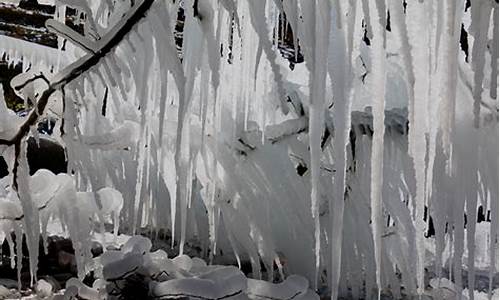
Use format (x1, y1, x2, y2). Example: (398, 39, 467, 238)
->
(0, 0, 498, 298)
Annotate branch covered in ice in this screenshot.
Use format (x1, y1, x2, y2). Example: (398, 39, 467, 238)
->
(11, 72, 50, 91)
(265, 117, 308, 144)
(0, 0, 155, 147)
(46, 19, 99, 54)
(0, 87, 23, 142)
(256, 108, 409, 147)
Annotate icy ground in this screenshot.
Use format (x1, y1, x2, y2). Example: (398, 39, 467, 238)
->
(0, 225, 497, 300)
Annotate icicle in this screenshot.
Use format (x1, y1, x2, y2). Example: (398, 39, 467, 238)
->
(148, 5, 187, 247)
(406, 1, 433, 294)
(388, 0, 415, 151)
(422, 1, 440, 208)
(327, 0, 356, 298)
(465, 141, 479, 300)
(361, 0, 373, 42)
(17, 140, 40, 286)
(281, 0, 299, 60)
(197, 0, 221, 96)
(488, 129, 499, 300)
(14, 222, 23, 289)
(304, 0, 332, 289)
(174, 0, 203, 254)
(5, 227, 15, 269)
(470, 0, 493, 128)
(247, 0, 289, 115)
(452, 153, 466, 297)
(438, 0, 464, 155)
(491, 6, 499, 100)
(367, 0, 387, 298)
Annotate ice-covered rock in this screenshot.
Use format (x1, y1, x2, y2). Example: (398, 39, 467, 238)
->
(428, 278, 467, 300)
(121, 235, 152, 254)
(0, 286, 11, 300)
(61, 234, 320, 300)
(172, 254, 193, 271)
(247, 275, 309, 300)
(150, 266, 247, 300)
(65, 278, 101, 300)
(102, 252, 143, 281)
(35, 279, 53, 298)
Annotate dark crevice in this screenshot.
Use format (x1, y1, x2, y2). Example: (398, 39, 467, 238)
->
(460, 23, 470, 62)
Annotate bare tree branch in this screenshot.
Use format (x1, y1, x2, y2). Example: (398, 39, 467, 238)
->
(258, 108, 409, 146)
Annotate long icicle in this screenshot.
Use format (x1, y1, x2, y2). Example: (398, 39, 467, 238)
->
(471, 0, 493, 128)
(308, 0, 331, 289)
(367, 0, 387, 298)
(327, 0, 355, 298)
(407, 1, 431, 294)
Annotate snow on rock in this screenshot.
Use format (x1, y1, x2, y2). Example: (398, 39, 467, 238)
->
(150, 266, 246, 300)
(247, 274, 310, 300)
(61, 235, 318, 300)
(0, 286, 11, 300)
(102, 252, 143, 281)
(34, 279, 53, 299)
(172, 254, 194, 272)
(65, 278, 100, 300)
(120, 235, 152, 254)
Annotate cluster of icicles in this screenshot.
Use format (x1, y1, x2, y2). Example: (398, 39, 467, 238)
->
(0, 0, 498, 298)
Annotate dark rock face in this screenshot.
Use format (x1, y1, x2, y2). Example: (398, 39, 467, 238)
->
(0, 137, 67, 178)
(0, 2, 57, 48)
(0, 234, 76, 289)
(0, 61, 26, 112)
(25, 137, 67, 176)
(0, 157, 7, 178)
(0, 60, 67, 178)
(18, 0, 56, 15)
(0, 0, 85, 48)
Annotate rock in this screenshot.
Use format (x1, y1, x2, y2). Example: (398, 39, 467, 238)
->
(40, 276, 62, 292)
(35, 279, 53, 298)
(91, 241, 104, 257)
(121, 235, 152, 254)
(58, 250, 77, 273)
(0, 285, 11, 300)
(0, 136, 67, 179)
